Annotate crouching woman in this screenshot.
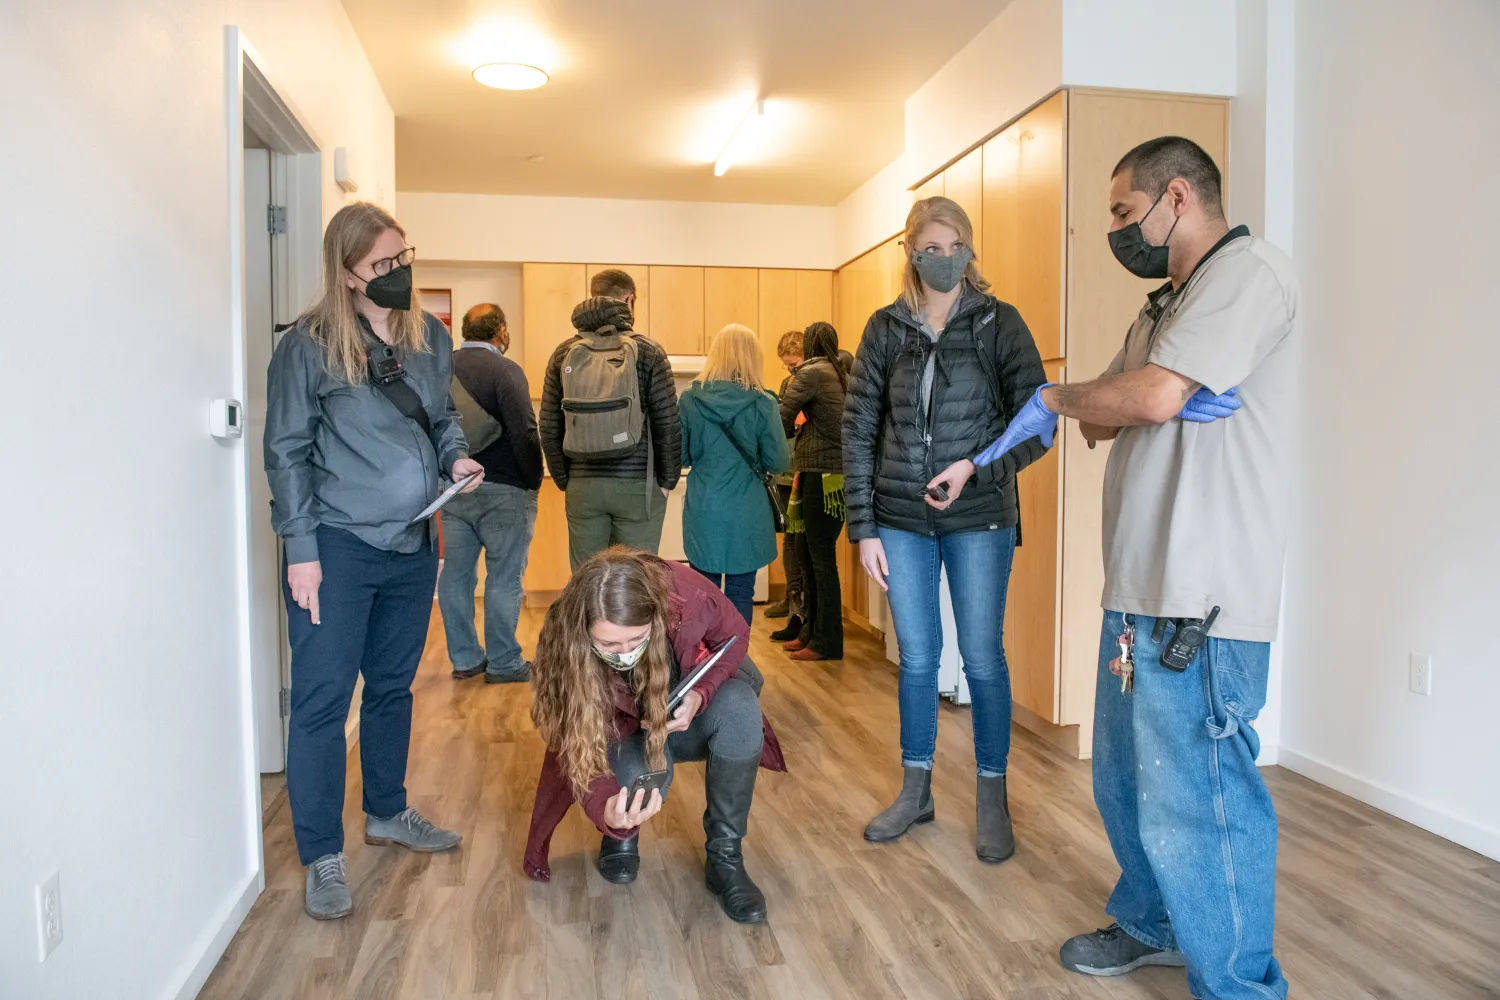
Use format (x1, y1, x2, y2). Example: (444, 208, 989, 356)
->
(521, 548, 785, 923)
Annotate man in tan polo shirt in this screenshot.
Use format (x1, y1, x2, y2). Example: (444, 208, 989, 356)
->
(975, 136, 1297, 1000)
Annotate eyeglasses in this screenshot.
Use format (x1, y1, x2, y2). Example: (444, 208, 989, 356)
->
(366, 246, 416, 277)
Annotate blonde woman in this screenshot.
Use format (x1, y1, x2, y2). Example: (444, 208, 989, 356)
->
(264, 201, 482, 920)
(678, 324, 791, 624)
(843, 196, 1048, 862)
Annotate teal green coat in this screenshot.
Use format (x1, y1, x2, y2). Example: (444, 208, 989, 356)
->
(679, 381, 792, 575)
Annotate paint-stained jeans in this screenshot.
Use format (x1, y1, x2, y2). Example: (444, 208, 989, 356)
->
(1092, 611, 1288, 1000)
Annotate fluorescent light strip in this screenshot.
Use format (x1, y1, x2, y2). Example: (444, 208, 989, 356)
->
(714, 99, 764, 177)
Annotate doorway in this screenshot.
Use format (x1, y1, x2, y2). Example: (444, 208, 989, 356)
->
(229, 34, 322, 785)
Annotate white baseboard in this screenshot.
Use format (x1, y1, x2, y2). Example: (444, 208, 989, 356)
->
(166, 869, 261, 1000)
(1256, 742, 1279, 766)
(1278, 747, 1499, 862)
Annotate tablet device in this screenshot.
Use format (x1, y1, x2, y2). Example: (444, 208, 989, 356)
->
(409, 470, 484, 524)
(667, 634, 739, 711)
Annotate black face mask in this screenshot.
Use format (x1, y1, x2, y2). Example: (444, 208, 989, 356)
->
(1108, 193, 1179, 279)
(362, 263, 413, 310)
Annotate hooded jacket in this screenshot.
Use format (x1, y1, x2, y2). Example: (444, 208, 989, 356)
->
(679, 380, 791, 574)
(779, 357, 846, 475)
(539, 297, 682, 490)
(842, 289, 1049, 541)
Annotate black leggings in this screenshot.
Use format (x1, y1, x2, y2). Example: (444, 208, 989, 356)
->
(798, 474, 844, 657)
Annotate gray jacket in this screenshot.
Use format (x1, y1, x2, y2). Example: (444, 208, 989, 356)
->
(265, 313, 468, 563)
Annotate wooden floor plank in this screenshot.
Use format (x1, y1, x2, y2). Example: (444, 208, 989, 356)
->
(198, 602, 1500, 1000)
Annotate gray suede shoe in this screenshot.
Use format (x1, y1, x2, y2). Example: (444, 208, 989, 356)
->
(863, 766, 935, 842)
(1060, 924, 1186, 976)
(304, 853, 352, 920)
(365, 807, 462, 853)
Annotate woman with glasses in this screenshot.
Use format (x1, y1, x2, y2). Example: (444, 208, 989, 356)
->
(842, 197, 1048, 863)
(265, 201, 483, 920)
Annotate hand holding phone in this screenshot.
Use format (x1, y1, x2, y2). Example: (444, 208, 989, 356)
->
(604, 784, 663, 830)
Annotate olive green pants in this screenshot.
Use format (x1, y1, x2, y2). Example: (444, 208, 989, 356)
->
(564, 476, 668, 569)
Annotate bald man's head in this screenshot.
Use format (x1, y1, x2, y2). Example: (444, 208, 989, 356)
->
(462, 303, 509, 352)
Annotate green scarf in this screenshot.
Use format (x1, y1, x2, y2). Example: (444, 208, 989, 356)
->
(787, 473, 844, 533)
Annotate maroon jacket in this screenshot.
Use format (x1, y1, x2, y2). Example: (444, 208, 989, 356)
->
(523, 560, 786, 881)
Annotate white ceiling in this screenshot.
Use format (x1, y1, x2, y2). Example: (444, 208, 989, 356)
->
(341, 0, 1014, 206)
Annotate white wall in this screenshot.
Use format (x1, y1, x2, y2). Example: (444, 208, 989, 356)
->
(1061, 0, 1237, 97)
(413, 262, 526, 361)
(397, 191, 837, 270)
(833, 155, 917, 266)
(0, 3, 394, 998)
(1279, 0, 1500, 859)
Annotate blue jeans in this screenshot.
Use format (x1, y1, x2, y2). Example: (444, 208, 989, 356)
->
(1093, 612, 1287, 1000)
(691, 566, 756, 626)
(284, 527, 438, 864)
(437, 484, 538, 675)
(878, 525, 1016, 776)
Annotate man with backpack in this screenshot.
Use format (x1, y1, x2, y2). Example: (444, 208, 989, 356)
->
(539, 280, 682, 569)
(439, 303, 543, 684)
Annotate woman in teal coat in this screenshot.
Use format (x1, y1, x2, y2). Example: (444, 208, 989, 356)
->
(679, 323, 792, 625)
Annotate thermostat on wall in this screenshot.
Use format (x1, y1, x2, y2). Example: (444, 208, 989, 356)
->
(211, 398, 244, 439)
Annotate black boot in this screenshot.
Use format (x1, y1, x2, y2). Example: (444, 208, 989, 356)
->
(702, 754, 767, 924)
(597, 834, 640, 884)
(975, 774, 1015, 863)
(769, 614, 804, 643)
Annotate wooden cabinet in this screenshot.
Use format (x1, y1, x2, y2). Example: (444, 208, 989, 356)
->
(943, 147, 985, 272)
(648, 266, 706, 354)
(704, 267, 759, 344)
(983, 92, 1066, 361)
(523, 479, 571, 599)
(585, 264, 650, 334)
(521, 263, 587, 396)
(758, 268, 800, 382)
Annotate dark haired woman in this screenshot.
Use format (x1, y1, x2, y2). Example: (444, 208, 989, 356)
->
(843, 196, 1048, 863)
(522, 548, 785, 923)
(777, 321, 847, 660)
(265, 201, 483, 919)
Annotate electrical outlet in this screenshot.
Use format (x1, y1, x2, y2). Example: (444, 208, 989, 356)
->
(35, 872, 62, 961)
(1409, 653, 1433, 697)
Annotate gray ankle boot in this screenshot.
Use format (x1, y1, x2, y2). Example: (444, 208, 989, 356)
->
(863, 766, 935, 843)
(975, 774, 1015, 863)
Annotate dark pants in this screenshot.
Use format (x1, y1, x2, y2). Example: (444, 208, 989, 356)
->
(283, 526, 438, 865)
(610, 674, 766, 798)
(798, 474, 844, 657)
(692, 566, 756, 626)
(775, 483, 804, 616)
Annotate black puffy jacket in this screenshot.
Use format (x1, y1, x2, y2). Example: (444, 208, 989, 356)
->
(842, 290, 1048, 541)
(779, 357, 846, 474)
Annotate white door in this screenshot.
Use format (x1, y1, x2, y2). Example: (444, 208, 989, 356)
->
(244, 147, 289, 771)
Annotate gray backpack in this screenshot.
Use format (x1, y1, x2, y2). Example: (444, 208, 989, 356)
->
(450, 375, 504, 455)
(559, 332, 644, 459)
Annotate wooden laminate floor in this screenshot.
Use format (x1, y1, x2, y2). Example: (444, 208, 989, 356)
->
(201, 607, 1500, 1000)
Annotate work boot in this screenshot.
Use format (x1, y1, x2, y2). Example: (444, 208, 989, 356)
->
(1060, 924, 1186, 977)
(769, 614, 804, 643)
(863, 766, 935, 842)
(975, 774, 1015, 863)
(702, 754, 767, 924)
(304, 852, 352, 920)
(364, 807, 462, 852)
(597, 834, 640, 884)
(763, 600, 790, 619)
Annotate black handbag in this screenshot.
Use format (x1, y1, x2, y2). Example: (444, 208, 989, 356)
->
(709, 417, 787, 532)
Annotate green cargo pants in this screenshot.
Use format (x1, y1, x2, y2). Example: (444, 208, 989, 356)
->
(564, 476, 669, 569)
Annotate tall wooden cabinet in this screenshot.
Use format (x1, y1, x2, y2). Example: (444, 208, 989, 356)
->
(837, 87, 1228, 756)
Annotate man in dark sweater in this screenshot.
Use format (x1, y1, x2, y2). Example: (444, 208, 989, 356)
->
(539, 271, 682, 568)
(438, 303, 544, 684)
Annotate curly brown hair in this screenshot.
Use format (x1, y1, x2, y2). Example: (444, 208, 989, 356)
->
(530, 548, 675, 798)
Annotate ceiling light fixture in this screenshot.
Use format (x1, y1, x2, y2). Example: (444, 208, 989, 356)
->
(472, 62, 549, 90)
(713, 98, 765, 177)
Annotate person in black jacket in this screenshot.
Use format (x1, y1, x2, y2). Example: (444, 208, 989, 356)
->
(540, 294, 682, 568)
(778, 322, 848, 660)
(439, 303, 544, 685)
(843, 196, 1048, 863)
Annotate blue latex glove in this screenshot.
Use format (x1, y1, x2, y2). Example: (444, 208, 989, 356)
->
(1179, 386, 1241, 423)
(974, 383, 1058, 467)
